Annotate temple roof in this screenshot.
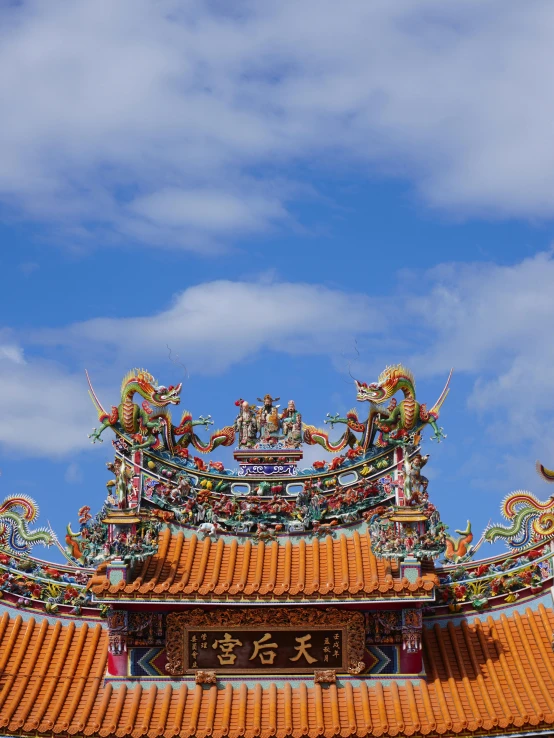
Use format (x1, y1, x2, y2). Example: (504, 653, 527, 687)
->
(1, 603, 554, 737)
(89, 528, 438, 602)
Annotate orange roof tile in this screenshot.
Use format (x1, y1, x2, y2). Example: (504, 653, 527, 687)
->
(0, 604, 554, 736)
(90, 529, 437, 601)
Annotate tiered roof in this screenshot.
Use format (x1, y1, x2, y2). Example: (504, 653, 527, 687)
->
(89, 529, 437, 601)
(1, 603, 554, 736)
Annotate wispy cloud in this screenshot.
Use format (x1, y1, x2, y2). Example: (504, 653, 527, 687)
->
(64, 462, 83, 484)
(2, 1, 554, 249)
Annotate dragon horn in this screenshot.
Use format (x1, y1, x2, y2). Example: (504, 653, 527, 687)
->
(430, 368, 453, 416)
(85, 369, 107, 417)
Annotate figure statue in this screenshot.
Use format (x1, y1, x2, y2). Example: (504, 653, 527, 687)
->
(107, 457, 134, 510)
(256, 394, 281, 444)
(280, 400, 302, 448)
(234, 401, 258, 448)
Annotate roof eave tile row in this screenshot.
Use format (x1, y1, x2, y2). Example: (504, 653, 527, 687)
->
(90, 528, 437, 600)
(1, 604, 554, 736)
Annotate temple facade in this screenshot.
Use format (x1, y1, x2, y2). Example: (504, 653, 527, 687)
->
(0, 364, 553, 737)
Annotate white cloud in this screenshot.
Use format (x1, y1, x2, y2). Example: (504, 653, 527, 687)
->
(38, 279, 385, 374)
(129, 188, 286, 234)
(2, 1, 554, 248)
(403, 251, 554, 443)
(0, 350, 103, 457)
(0, 343, 26, 365)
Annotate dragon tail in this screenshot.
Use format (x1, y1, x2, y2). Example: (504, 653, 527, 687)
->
(303, 424, 355, 453)
(429, 368, 453, 419)
(0, 495, 39, 523)
(501, 490, 553, 519)
(192, 426, 236, 454)
(86, 369, 107, 419)
(0, 511, 53, 552)
(485, 508, 538, 548)
(536, 460, 554, 483)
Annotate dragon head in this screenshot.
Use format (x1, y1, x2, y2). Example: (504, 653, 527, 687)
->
(123, 369, 182, 407)
(355, 364, 415, 404)
(151, 383, 182, 406)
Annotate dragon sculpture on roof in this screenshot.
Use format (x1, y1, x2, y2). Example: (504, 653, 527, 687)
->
(304, 364, 451, 451)
(486, 488, 554, 551)
(87, 369, 235, 453)
(355, 364, 451, 445)
(484, 460, 554, 550)
(0, 496, 54, 553)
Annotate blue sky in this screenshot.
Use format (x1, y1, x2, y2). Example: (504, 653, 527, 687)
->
(1, 0, 554, 561)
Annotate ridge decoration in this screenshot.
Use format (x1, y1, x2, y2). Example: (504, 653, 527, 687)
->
(77, 364, 455, 545)
(485, 490, 554, 549)
(0, 496, 53, 553)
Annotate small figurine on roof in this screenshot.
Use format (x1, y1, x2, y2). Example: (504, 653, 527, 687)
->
(256, 394, 281, 443)
(281, 400, 302, 448)
(234, 400, 258, 448)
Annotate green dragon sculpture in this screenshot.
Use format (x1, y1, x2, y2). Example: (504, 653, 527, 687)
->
(355, 364, 452, 444)
(303, 411, 364, 452)
(0, 496, 53, 553)
(485, 488, 554, 550)
(87, 369, 235, 453)
(304, 364, 451, 452)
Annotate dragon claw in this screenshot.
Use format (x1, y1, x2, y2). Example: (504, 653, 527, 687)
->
(325, 413, 340, 426)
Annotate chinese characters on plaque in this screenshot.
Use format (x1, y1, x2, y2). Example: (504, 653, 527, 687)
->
(186, 628, 345, 672)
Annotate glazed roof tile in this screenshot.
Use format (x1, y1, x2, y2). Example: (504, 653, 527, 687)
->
(1, 605, 554, 736)
(89, 529, 437, 601)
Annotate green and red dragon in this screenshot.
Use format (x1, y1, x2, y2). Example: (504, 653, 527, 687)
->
(355, 364, 451, 445)
(304, 364, 451, 452)
(87, 369, 235, 454)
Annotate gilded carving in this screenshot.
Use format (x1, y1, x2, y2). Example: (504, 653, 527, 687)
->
(314, 669, 336, 683)
(195, 670, 217, 684)
(166, 607, 365, 675)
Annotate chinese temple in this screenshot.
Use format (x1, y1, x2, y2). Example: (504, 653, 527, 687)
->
(0, 363, 554, 738)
